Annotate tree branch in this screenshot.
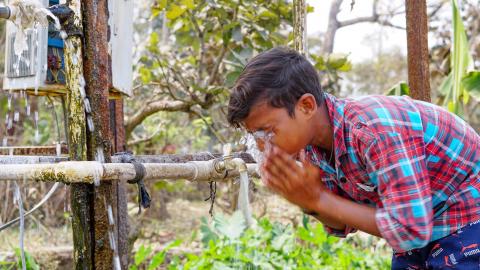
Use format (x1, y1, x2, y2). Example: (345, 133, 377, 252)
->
(125, 100, 191, 137)
(127, 128, 162, 147)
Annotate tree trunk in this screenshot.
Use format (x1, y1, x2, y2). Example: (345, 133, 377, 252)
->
(322, 0, 343, 54)
(405, 0, 431, 102)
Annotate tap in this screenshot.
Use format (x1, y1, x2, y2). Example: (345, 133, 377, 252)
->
(214, 144, 248, 175)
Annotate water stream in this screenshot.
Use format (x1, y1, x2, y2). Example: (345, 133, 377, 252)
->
(237, 171, 253, 227)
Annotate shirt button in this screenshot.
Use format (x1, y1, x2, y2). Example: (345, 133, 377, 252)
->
(340, 177, 347, 183)
(355, 123, 363, 129)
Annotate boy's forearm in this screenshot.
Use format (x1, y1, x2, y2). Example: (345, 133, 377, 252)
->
(310, 190, 382, 238)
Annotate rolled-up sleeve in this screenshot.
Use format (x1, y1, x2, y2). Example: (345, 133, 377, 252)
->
(364, 134, 433, 252)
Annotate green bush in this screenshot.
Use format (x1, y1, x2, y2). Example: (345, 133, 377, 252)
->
(133, 212, 391, 269)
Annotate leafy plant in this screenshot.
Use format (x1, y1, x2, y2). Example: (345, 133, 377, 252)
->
(129, 240, 182, 270)
(12, 248, 39, 270)
(439, 0, 480, 115)
(135, 212, 391, 269)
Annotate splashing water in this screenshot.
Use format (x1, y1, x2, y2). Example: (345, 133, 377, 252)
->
(2, 137, 8, 147)
(245, 130, 274, 177)
(13, 182, 26, 270)
(237, 171, 253, 227)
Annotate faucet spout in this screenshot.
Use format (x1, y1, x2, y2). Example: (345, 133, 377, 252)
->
(231, 158, 247, 173)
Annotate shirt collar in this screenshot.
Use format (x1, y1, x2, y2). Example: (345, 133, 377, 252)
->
(306, 93, 348, 168)
(324, 93, 347, 158)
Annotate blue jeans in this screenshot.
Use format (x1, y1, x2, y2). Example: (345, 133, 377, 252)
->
(392, 220, 480, 269)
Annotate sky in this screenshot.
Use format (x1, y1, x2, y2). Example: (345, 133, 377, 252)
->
(306, 0, 408, 63)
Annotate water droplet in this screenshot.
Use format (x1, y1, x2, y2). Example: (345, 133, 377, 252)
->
(113, 256, 121, 270)
(60, 30, 67, 40)
(107, 205, 115, 225)
(79, 76, 86, 88)
(2, 137, 7, 147)
(84, 98, 91, 113)
(9, 147, 14, 156)
(14, 111, 20, 122)
(95, 146, 105, 163)
(108, 231, 116, 251)
(87, 116, 95, 132)
(79, 87, 86, 99)
(56, 143, 61, 156)
(7, 118, 13, 130)
(35, 128, 40, 144)
(72, 55, 78, 65)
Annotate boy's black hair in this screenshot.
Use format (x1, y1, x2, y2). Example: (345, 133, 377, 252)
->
(227, 46, 324, 128)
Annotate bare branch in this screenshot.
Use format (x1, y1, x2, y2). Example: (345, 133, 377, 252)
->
(208, 45, 228, 85)
(377, 19, 406, 30)
(125, 100, 191, 136)
(188, 10, 206, 84)
(338, 15, 378, 27)
(127, 128, 162, 146)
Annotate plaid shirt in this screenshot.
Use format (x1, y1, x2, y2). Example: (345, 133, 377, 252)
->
(306, 93, 480, 252)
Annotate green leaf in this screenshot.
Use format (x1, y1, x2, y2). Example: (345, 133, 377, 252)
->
(213, 211, 246, 240)
(200, 217, 218, 246)
(450, 0, 474, 111)
(14, 248, 39, 270)
(327, 53, 351, 71)
(134, 245, 152, 266)
(149, 32, 160, 47)
(157, 0, 167, 10)
(139, 67, 152, 83)
(181, 0, 195, 9)
(439, 71, 453, 96)
(461, 71, 480, 93)
(225, 71, 242, 86)
(385, 82, 410, 96)
(166, 4, 186, 20)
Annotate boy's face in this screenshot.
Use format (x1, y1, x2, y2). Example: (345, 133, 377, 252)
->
(243, 98, 315, 156)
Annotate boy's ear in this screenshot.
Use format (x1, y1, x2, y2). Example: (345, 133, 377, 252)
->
(297, 94, 317, 117)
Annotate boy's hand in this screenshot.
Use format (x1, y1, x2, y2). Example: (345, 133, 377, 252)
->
(261, 145, 325, 211)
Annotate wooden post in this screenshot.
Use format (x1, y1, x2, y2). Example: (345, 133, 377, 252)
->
(62, 0, 94, 269)
(405, 0, 431, 102)
(293, 0, 307, 55)
(81, 0, 121, 269)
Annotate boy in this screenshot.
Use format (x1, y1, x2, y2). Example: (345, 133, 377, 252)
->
(227, 47, 480, 269)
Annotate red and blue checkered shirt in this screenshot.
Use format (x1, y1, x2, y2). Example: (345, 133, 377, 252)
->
(306, 93, 480, 252)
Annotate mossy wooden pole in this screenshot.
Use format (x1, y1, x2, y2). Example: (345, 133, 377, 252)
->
(81, 0, 118, 269)
(293, 0, 307, 55)
(63, 0, 94, 269)
(405, 0, 431, 102)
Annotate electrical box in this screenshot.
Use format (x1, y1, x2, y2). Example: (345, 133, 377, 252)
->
(3, 0, 133, 97)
